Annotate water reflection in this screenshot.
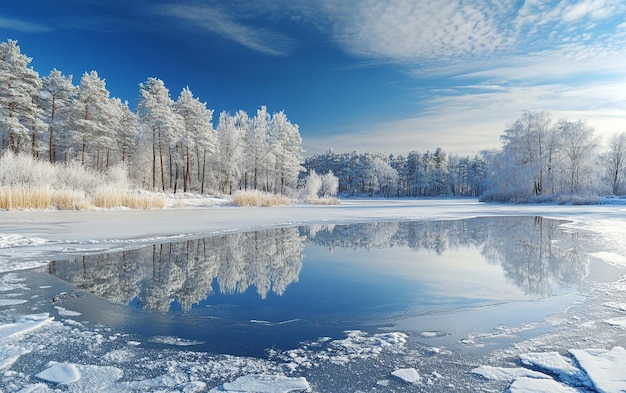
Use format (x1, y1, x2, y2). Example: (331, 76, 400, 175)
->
(48, 217, 587, 312)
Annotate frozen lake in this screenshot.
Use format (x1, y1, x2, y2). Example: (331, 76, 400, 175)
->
(41, 217, 589, 358)
(1, 200, 626, 392)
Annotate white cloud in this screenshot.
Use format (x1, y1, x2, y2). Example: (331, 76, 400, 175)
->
(323, 0, 512, 63)
(0, 16, 52, 33)
(158, 4, 293, 56)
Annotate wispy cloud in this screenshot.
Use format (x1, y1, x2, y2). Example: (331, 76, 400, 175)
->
(0, 16, 52, 33)
(300, 0, 626, 154)
(158, 4, 294, 56)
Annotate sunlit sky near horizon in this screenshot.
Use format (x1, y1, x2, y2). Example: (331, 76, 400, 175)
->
(4, 0, 626, 156)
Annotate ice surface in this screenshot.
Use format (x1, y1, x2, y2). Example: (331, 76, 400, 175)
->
(0, 313, 53, 340)
(391, 368, 421, 383)
(1, 200, 626, 392)
(148, 335, 204, 346)
(0, 234, 48, 248)
(0, 298, 27, 306)
(470, 365, 550, 382)
(209, 374, 310, 393)
(588, 251, 626, 267)
(604, 317, 626, 328)
(518, 352, 585, 381)
(0, 345, 29, 370)
(35, 362, 80, 384)
(570, 347, 626, 393)
(508, 377, 579, 393)
(54, 306, 82, 317)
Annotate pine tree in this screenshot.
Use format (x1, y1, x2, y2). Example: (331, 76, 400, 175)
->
(174, 87, 215, 192)
(0, 40, 45, 155)
(38, 69, 77, 162)
(137, 78, 184, 191)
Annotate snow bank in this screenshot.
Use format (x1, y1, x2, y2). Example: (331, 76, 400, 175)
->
(209, 374, 310, 392)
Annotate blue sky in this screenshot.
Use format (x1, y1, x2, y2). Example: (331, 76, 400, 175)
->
(3, 0, 626, 156)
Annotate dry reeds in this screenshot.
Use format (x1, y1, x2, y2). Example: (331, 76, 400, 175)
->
(304, 197, 340, 205)
(91, 188, 167, 209)
(232, 190, 291, 207)
(0, 187, 91, 210)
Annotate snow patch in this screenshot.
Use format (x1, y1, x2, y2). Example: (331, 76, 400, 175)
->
(209, 374, 310, 393)
(391, 368, 421, 384)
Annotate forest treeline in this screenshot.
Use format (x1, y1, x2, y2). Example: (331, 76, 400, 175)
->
(0, 40, 303, 196)
(304, 112, 626, 201)
(2, 39, 626, 203)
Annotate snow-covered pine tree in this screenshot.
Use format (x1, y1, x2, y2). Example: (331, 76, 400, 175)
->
(137, 78, 184, 191)
(216, 111, 244, 194)
(0, 40, 45, 155)
(38, 69, 77, 162)
(271, 110, 303, 195)
(174, 87, 215, 193)
(74, 71, 116, 171)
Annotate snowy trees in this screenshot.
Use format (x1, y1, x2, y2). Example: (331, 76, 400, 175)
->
(174, 87, 215, 193)
(304, 150, 484, 198)
(604, 132, 626, 195)
(482, 111, 605, 202)
(0, 40, 45, 155)
(38, 69, 76, 162)
(137, 78, 184, 191)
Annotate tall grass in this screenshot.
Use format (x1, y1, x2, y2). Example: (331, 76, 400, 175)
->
(232, 190, 291, 207)
(0, 152, 165, 210)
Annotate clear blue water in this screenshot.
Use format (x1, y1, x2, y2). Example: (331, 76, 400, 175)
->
(46, 217, 587, 357)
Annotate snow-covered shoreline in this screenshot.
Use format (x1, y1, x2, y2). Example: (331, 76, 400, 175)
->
(1, 199, 626, 392)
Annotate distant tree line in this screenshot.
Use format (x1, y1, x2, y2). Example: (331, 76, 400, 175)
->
(303, 149, 486, 198)
(304, 112, 626, 201)
(0, 40, 303, 195)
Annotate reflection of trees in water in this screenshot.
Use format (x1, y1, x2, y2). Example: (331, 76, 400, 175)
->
(49, 228, 305, 311)
(48, 217, 587, 311)
(304, 217, 587, 296)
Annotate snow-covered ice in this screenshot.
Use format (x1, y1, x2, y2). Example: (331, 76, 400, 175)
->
(209, 374, 310, 392)
(0, 199, 625, 392)
(508, 377, 579, 393)
(570, 347, 626, 393)
(35, 362, 80, 384)
(391, 368, 421, 384)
